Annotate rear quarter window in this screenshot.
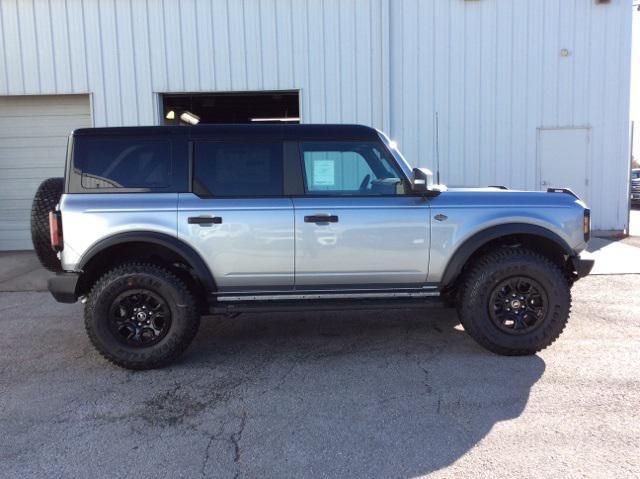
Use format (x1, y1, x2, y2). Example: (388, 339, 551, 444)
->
(75, 137, 172, 189)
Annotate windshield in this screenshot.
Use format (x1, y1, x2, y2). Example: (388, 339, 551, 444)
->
(632, 170, 640, 180)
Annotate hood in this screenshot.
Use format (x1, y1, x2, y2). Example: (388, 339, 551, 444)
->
(436, 186, 588, 209)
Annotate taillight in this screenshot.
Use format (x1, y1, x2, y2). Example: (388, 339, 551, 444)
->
(583, 209, 591, 242)
(49, 211, 63, 252)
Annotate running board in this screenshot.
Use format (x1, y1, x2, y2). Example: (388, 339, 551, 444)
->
(215, 290, 439, 302)
(208, 296, 444, 315)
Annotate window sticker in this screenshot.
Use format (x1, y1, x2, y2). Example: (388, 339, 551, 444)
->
(312, 159, 335, 186)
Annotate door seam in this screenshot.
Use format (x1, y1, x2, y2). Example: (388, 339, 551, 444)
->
(291, 197, 297, 290)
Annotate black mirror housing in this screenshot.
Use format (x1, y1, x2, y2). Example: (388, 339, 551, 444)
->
(411, 167, 433, 193)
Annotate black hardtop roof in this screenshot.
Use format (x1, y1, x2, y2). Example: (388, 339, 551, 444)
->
(72, 124, 382, 141)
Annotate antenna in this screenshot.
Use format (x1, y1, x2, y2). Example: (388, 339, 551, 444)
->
(434, 112, 441, 185)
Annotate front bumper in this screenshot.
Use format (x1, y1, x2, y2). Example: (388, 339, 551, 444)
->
(48, 272, 80, 303)
(569, 255, 594, 279)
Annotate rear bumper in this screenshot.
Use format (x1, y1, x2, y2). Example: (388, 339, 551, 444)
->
(569, 255, 594, 279)
(48, 272, 80, 303)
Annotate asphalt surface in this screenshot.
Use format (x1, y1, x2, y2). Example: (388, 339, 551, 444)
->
(1, 275, 639, 479)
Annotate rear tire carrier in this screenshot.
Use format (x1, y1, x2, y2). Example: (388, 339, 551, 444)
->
(31, 177, 64, 272)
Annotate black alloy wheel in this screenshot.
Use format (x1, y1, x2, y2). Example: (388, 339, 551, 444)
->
(488, 276, 549, 334)
(109, 289, 172, 347)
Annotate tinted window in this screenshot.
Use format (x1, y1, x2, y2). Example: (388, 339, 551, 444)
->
(193, 142, 283, 197)
(301, 141, 406, 196)
(77, 137, 171, 189)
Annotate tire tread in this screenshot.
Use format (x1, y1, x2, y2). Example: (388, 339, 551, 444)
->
(457, 248, 571, 356)
(30, 177, 64, 272)
(84, 262, 199, 370)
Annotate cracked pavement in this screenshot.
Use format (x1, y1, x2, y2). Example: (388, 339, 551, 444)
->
(0, 275, 639, 478)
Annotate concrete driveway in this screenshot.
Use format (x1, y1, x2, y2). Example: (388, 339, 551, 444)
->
(629, 207, 640, 239)
(1, 274, 639, 478)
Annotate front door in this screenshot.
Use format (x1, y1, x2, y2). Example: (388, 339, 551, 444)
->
(178, 140, 294, 292)
(293, 141, 430, 289)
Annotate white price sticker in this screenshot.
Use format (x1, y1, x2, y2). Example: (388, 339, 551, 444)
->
(312, 159, 335, 186)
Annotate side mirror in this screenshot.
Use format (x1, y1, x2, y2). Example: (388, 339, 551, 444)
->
(411, 167, 433, 193)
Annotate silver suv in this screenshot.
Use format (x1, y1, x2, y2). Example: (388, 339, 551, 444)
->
(31, 125, 593, 369)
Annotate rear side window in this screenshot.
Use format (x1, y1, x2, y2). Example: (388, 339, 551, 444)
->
(76, 137, 171, 189)
(193, 142, 283, 197)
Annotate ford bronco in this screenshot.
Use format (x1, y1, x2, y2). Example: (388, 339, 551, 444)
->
(31, 124, 593, 369)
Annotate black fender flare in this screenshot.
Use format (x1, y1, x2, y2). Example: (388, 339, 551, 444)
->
(77, 231, 216, 293)
(440, 223, 574, 287)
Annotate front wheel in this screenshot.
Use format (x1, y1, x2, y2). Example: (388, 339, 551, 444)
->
(84, 263, 200, 370)
(457, 248, 571, 355)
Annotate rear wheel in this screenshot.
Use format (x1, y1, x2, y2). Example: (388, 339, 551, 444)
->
(30, 177, 64, 272)
(457, 248, 571, 355)
(84, 263, 200, 370)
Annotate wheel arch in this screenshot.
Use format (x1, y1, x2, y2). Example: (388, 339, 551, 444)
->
(76, 231, 216, 298)
(441, 223, 574, 289)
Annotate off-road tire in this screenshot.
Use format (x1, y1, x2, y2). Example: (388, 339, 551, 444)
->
(30, 177, 64, 272)
(84, 263, 200, 370)
(457, 248, 571, 355)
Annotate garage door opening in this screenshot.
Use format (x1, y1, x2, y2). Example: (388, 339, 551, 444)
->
(162, 91, 299, 125)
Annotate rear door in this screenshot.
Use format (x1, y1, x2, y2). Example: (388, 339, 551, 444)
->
(177, 140, 294, 292)
(292, 141, 430, 289)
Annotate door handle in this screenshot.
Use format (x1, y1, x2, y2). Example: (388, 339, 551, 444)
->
(188, 216, 222, 225)
(304, 214, 339, 223)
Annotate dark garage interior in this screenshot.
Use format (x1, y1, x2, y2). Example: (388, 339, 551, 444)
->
(162, 91, 300, 125)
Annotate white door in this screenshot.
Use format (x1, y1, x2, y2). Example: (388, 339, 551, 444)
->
(0, 95, 91, 250)
(538, 128, 589, 201)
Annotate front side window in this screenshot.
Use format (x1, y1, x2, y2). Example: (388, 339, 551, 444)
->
(301, 141, 406, 196)
(77, 138, 171, 189)
(193, 142, 283, 197)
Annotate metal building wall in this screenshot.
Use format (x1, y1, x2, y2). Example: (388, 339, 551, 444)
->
(0, 0, 388, 127)
(389, 0, 633, 232)
(0, 0, 633, 231)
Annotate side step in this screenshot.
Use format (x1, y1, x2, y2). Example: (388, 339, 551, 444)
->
(208, 297, 445, 315)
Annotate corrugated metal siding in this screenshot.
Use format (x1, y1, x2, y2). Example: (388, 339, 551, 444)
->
(389, 0, 632, 231)
(0, 0, 632, 231)
(0, 0, 387, 127)
(0, 0, 388, 126)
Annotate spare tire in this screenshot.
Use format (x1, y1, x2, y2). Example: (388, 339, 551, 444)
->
(31, 177, 64, 272)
